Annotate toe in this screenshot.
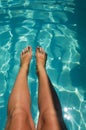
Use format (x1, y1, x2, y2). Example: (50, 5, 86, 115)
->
(28, 46, 32, 52)
(21, 50, 25, 55)
(36, 47, 40, 51)
(36, 47, 44, 54)
(24, 47, 29, 53)
(40, 48, 44, 54)
(22, 46, 32, 55)
(21, 48, 27, 55)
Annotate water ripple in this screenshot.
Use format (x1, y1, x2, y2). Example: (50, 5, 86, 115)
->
(0, 1, 86, 130)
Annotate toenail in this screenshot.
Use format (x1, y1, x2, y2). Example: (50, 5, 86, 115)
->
(22, 51, 24, 54)
(39, 47, 42, 52)
(28, 46, 30, 49)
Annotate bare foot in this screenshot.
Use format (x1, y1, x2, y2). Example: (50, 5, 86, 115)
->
(36, 47, 47, 73)
(20, 46, 32, 72)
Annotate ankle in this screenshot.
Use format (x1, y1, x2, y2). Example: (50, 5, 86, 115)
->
(36, 65, 45, 75)
(20, 64, 29, 74)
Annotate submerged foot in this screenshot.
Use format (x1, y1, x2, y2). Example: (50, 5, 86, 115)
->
(36, 47, 47, 74)
(20, 46, 32, 72)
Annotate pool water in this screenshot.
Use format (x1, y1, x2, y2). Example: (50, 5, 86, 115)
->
(0, 0, 86, 130)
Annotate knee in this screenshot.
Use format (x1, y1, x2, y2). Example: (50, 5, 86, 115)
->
(7, 107, 35, 130)
(9, 106, 28, 121)
(41, 110, 61, 128)
(41, 109, 56, 121)
(11, 107, 35, 128)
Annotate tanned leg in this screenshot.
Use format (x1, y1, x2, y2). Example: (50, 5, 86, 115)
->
(36, 47, 61, 130)
(5, 46, 35, 130)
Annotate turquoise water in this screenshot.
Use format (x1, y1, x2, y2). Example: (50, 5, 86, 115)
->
(0, 0, 86, 130)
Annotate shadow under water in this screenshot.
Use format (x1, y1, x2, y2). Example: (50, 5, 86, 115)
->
(48, 77, 68, 130)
